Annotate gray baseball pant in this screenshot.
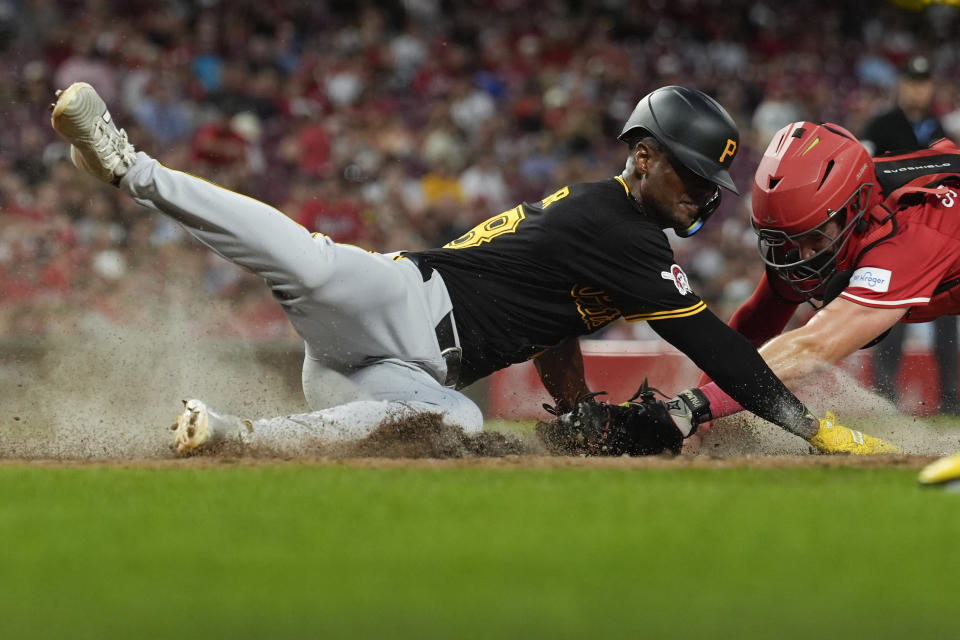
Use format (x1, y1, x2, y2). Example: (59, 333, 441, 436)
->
(121, 153, 482, 451)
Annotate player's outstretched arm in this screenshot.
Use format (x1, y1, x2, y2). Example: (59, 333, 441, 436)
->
(669, 298, 905, 454)
(756, 297, 907, 390)
(649, 307, 818, 437)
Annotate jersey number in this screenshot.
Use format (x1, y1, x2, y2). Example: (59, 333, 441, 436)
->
(444, 206, 526, 249)
(443, 186, 570, 249)
(936, 188, 958, 208)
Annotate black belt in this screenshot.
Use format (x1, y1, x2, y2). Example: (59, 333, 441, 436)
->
(403, 253, 462, 388)
(435, 311, 462, 388)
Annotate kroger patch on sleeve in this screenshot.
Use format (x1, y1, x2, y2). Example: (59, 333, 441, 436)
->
(848, 267, 892, 293)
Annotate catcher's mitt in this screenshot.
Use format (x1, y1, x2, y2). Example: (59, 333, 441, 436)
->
(536, 381, 684, 457)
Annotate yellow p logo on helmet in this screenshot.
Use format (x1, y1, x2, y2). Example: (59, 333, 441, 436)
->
(718, 139, 737, 163)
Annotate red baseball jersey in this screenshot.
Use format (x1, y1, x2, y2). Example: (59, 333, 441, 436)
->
(838, 188, 960, 322)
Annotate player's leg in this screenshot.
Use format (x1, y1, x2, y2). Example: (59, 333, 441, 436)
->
(247, 361, 483, 454)
(52, 81, 475, 454)
(132, 161, 470, 452)
(123, 157, 450, 374)
(173, 360, 483, 455)
(51, 82, 324, 291)
(173, 398, 465, 456)
(51, 81, 451, 378)
(120, 154, 472, 451)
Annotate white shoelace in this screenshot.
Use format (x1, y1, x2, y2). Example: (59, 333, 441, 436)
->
(89, 119, 133, 171)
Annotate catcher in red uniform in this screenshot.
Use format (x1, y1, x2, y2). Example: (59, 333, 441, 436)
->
(669, 121, 960, 458)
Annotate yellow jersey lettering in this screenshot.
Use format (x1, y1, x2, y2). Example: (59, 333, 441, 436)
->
(444, 205, 526, 249)
(540, 186, 570, 209)
(572, 285, 621, 330)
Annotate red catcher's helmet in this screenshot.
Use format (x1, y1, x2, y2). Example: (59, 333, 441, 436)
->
(752, 122, 880, 301)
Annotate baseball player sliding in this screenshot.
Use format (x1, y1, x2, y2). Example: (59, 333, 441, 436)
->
(50, 81, 896, 456)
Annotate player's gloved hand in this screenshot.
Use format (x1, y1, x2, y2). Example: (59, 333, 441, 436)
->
(807, 411, 900, 455)
(536, 381, 711, 457)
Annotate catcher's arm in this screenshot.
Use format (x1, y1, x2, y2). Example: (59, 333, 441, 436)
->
(648, 306, 818, 438)
(729, 269, 802, 349)
(534, 337, 590, 413)
(682, 282, 903, 454)
(757, 297, 906, 389)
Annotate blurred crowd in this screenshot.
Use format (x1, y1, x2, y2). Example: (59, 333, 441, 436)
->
(3, 0, 960, 340)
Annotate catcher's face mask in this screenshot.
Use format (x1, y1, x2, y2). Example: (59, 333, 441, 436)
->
(754, 182, 873, 304)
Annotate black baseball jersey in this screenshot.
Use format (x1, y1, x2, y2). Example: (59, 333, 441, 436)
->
(409, 177, 704, 386)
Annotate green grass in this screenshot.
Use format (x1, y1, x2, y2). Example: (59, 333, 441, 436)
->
(1, 465, 958, 639)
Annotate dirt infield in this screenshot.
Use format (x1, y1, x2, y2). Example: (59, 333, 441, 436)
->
(0, 411, 945, 470)
(0, 453, 940, 471)
(2, 326, 958, 468)
(5, 386, 956, 466)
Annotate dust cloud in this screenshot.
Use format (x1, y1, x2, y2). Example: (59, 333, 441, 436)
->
(1, 309, 305, 460)
(701, 366, 960, 456)
(2, 325, 958, 460)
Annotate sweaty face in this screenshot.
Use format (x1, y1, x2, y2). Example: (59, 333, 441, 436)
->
(792, 219, 842, 260)
(637, 146, 717, 233)
(757, 217, 845, 300)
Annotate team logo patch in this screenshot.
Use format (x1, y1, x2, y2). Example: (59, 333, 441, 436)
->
(660, 264, 693, 295)
(718, 139, 737, 163)
(848, 267, 891, 293)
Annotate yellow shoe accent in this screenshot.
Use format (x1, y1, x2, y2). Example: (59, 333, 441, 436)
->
(918, 452, 960, 485)
(808, 411, 900, 455)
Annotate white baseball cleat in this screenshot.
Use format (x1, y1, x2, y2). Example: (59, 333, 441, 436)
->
(171, 399, 219, 454)
(50, 82, 136, 184)
(171, 399, 254, 455)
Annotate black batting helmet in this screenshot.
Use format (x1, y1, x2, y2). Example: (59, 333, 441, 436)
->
(619, 86, 740, 195)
